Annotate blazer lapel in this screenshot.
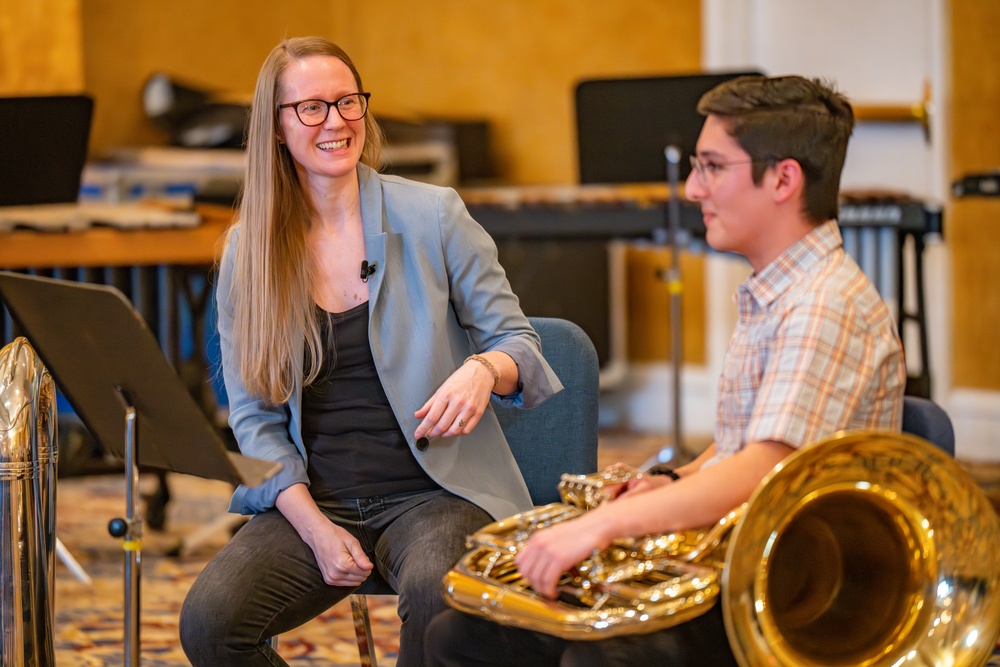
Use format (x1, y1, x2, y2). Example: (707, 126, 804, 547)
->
(358, 163, 388, 312)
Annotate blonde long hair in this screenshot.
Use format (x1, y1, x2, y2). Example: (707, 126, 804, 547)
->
(227, 36, 384, 405)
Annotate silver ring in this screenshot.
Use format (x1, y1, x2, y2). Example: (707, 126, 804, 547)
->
(458, 419, 467, 427)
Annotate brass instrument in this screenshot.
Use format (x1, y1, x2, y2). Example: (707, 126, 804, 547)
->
(1, 337, 57, 666)
(443, 432, 1000, 666)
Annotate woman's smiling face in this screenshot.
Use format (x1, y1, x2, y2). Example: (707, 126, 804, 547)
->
(277, 55, 366, 187)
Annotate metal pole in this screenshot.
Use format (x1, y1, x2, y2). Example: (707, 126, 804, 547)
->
(664, 146, 684, 455)
(112, 387, 141, 666)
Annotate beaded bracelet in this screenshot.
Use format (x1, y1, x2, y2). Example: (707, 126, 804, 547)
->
(465, 354, 500, 390)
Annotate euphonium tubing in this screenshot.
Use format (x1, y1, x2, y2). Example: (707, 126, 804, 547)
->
(1, 337, 58, 666)
(442, 432, 1000, 666)
(443, 464, 741, 639)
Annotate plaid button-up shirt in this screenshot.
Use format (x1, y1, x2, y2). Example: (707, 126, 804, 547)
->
(711, 220, 905, 464)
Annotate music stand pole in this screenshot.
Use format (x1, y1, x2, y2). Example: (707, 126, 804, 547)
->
(664, 145, 684, 455)
(110, 388, 141, 666)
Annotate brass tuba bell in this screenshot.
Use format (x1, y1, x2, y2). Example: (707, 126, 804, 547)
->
(443, 431, 1000, 666)
(1, 337, 58, 666)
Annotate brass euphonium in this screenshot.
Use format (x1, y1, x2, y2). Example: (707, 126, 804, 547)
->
(443, 432, 1000, 666)
(1, 337, 58, 666)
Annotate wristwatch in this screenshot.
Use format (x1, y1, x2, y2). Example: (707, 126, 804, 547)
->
(646, 464, 681, 481)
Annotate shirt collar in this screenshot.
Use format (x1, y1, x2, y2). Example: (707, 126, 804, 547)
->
(740, 220, 843, 308)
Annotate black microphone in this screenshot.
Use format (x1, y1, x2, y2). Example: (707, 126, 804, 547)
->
(360, 260, 377, 282)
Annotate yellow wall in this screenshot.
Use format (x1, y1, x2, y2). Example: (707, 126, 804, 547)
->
(76, 0, 700, 185)
(0, 0, 84, 94)
(950, 2, 1000, 391)
(626, 247, 706, 364)
(338, 1, 701, 184)
(79, 0, 337, 154)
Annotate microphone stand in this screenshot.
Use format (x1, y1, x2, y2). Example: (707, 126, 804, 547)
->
(664, 146, 684, 457)
(663, 145, 685, 460)
(644, 145, 687, 468)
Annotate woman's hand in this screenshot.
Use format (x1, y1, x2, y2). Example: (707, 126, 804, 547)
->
(414, 358, 495, 439)
(307, 521, 374, 587)
(276, 484, 373, 587)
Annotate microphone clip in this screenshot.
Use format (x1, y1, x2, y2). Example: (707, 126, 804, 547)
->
(360, 260, 377, 283)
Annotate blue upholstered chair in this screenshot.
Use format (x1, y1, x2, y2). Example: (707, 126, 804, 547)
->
(901, 395, 955, 457)
(347, 317, 601, 665)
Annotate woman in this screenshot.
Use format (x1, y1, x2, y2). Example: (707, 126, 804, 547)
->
(179, 36, 561, 667)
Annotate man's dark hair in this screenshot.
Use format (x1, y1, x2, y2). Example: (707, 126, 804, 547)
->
(697, 75, 855, 223)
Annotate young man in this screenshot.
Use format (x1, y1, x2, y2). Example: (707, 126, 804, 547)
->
(424, 75, 906, 666)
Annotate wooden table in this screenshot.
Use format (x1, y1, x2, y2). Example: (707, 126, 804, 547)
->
(0, 204, 232, 270)
(1, 203, 235, 371)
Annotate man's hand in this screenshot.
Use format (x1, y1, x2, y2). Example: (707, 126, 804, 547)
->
(514, 514, 607, 599)
(587, 462, 673, 502)
(615, 471, 675, 499)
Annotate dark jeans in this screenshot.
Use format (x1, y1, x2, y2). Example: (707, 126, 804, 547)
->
(424, 603, 740, 667)
(179, 488, 490, 667)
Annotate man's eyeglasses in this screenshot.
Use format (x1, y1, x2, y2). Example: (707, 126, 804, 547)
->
(689, 155, 774, 183)
(277, 92, 371, 126)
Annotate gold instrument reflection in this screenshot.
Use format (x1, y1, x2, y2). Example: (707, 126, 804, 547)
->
(443, 432, 1000, 666)
(1, 337, 57, 666)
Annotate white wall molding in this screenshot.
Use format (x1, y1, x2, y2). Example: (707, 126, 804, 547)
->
(613, 362, 717, 437)
(946, 388, 1000, 462)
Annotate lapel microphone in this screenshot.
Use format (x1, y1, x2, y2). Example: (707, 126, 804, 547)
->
(360, 260, 377, 283)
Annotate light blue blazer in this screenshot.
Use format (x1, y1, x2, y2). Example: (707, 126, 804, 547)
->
(217, 164, 563, 520)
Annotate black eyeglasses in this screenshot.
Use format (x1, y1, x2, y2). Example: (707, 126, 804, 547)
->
(689, 155, 775, 183)
(277, 92, 371, 126)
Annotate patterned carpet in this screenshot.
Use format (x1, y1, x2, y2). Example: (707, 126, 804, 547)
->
(51, 432, 677, 666)
(54, 472, 401, 666)
(49, 432, 1000, 665)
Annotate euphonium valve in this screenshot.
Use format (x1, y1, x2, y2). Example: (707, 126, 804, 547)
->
(443, 432, 1000, 666)
(1, 337, 58, 666)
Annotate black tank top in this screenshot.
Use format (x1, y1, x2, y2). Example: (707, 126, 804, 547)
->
(301, 303, 437, 500)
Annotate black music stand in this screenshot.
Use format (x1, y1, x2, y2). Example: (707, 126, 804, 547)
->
(575, 71, 762, 185)
(0, 271, 281, 666)
(0, 95, 93, 206)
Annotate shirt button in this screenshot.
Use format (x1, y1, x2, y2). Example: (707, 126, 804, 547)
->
(416, 437, 429, 451)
